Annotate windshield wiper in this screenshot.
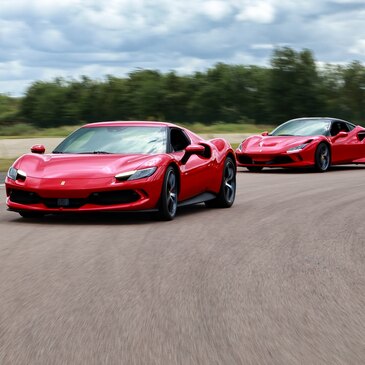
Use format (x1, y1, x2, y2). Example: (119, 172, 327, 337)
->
(276, 134, 294, 136)
(78, 151, 113, 154)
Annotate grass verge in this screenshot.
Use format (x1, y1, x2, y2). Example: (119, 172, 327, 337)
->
(185, 122, 273, 134)
(0, 159, 14, 172)
(0, 124, 82, 138)
(0, 122, 273, 138)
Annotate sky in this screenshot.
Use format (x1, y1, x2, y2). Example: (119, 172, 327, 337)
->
(1, 0, 365, 96)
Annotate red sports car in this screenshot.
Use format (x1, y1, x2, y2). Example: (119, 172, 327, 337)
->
(6, 121, 236, 220)
(236, 117, 365, 172)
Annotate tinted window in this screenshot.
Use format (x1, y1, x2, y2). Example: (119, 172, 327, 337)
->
(271, 119, 331, 136)
(170, 128, 191, 152)
(346, 122, 356, 131)
(54, 126, 167, 154)
(330, 121, 350, 136)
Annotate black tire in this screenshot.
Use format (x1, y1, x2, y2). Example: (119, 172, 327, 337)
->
(314, 142, 331, 172)
(247, 166, 263, 172)
(206, 157, 236, 208)
(158, 166, 178, 221)
(19, 211, 44, 219)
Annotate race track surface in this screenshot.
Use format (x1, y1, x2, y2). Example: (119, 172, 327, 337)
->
(1, 167, 365, 364)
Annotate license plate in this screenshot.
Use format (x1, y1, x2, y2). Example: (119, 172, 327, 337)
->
(57, 198, 70, 207)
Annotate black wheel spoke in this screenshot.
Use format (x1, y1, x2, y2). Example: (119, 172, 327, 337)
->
(315, 143, 330, 172)
(158, 167, 178, 220)
(204, 157, 236, 209)
(223, 162, 236, 203)
(162, 168, 177, 218)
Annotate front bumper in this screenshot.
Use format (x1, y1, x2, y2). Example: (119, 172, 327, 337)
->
(235, 150, 313, 168)
(5, 173, 164, 213)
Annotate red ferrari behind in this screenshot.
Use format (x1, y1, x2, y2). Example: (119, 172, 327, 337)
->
(236, 117, 365, 172)
(6, 121, 236, 220)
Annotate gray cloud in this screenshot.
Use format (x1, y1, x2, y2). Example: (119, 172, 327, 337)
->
(1, 0, 365, 95)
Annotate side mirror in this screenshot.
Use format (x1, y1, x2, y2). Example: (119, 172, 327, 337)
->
(333, 131, 348, 140)
(261, 131, 269, 136)
(31, 144, 46, 154)
(181, 144, 205, 164)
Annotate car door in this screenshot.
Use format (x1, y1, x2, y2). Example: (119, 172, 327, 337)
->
(329, 121, 359, 163)
(351, 125, 365, 161)
(168, 127, 214, 201)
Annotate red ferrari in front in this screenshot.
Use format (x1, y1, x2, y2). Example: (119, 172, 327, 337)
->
(6, 121, 236, 220)
(236, 117, 365, 172)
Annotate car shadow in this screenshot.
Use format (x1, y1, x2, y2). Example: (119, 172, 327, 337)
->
(238, 165, 365, 174)
(8, 204, 210, 226)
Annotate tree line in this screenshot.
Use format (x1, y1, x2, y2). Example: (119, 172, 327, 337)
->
(1, 47, 365, 128)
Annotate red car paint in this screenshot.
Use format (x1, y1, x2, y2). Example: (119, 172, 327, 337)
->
(6, 121, 236, 218)
(236, 117, 365, 171)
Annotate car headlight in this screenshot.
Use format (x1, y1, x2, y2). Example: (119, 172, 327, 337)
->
(287, 143, 309, 153)
(237, 139, 246, 152)
(115, 167, 157, 181)
(7, 166, 27, 181)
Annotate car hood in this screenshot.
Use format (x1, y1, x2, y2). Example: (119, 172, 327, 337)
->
(241, 135, 320, 152)
(14, 153, 165, 179)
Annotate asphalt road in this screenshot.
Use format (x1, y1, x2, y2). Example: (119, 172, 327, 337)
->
(1, 167, 365, 365)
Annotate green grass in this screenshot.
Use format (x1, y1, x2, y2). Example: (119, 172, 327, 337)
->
(184, 122, 273, 134)
(0, 122, 274, 138)
(0, 123, 81, 138)
(0, 159, 14, 172)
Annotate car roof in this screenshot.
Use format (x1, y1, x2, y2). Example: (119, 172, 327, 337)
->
(83, 121, 179, 128)
(288, 117, 349, 123)
(287, 117, 358, 128)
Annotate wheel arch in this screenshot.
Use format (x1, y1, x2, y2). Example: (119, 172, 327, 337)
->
(226, 151, 237, 167)
(314, 140, 332, 172)
(166, 162, 181, 197)
(316, 139, 332, 158)
(223, 152, 237, 176)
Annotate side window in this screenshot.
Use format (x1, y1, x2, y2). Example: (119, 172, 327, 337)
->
(330, 121, 349, 136)
(346, 123, 355, 131)
(339, 122, 349, 132)
(170, 128, 191, 152)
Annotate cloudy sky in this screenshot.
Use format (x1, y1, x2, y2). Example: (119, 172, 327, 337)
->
(1, 0, 365, 96)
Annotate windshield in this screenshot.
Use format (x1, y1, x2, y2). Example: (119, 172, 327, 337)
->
(53, 126, 167, 154)
(270, 119, 331, 136)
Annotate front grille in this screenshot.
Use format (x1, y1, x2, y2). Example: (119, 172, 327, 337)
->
(266, 156, 294, 165)
(10, 189, 41, 204)
(237, 154, 294, 165)
(237, 155, 253, 164)
(89, 190, 140, 205)
(43, 198, 86, 209)
(9, 189, 140, 208)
